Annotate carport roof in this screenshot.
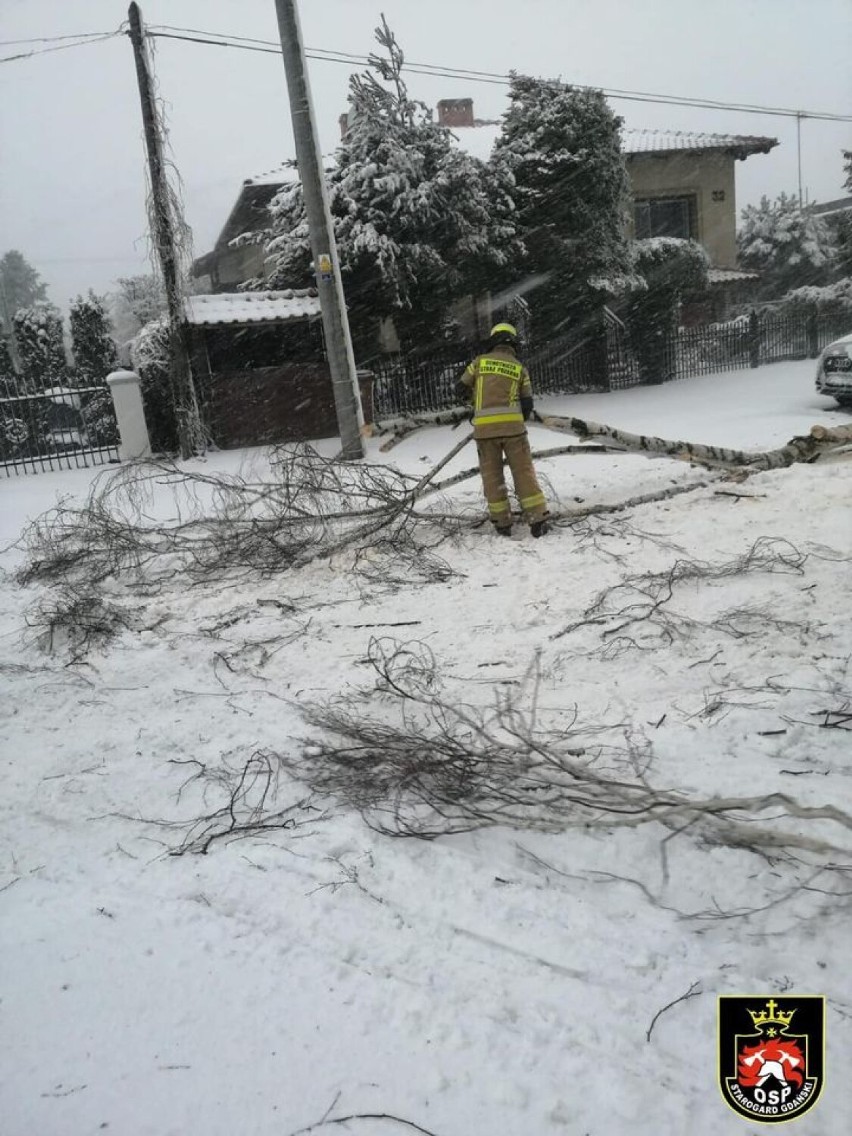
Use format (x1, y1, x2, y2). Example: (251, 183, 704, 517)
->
(183, 290, 321, 327)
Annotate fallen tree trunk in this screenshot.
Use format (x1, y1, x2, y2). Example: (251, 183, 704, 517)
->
(377, 408, 471, 451)
(536, 415, 852, 470)
(377, 408, 852, 469)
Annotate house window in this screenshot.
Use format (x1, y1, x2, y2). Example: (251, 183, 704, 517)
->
(633, 196, 697, 240)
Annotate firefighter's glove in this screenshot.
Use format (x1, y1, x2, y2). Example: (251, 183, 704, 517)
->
(521, 396, 534, 422)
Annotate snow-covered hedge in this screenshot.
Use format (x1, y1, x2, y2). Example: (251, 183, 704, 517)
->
(625, 239, 710, 384)
(131, 318, 178, 453)
(776, 277, 852, 317)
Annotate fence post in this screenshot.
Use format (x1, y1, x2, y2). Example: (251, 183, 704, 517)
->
(106, 369, 151, 460)
(590, 307, 609, 390)
(806, 308, 820, 358)
(748, 309, 760, 369)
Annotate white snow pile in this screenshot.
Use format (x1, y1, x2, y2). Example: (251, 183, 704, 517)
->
(1, 361, 850, 1135)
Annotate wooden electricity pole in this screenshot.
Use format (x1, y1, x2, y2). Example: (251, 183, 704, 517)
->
(273, 0, 365, 460)
(127, 2, 200, 459)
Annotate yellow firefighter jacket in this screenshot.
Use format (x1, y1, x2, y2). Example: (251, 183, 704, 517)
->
(459, 346, 533, 439)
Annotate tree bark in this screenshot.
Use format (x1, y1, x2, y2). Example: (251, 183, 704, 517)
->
(537, 415, 852, 470)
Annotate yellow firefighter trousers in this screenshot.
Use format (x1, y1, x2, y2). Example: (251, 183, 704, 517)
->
(476, 434, 548, 528)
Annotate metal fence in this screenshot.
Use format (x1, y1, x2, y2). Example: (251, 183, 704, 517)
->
(370, 311, 850, 418)
(1, 377, 120, 478)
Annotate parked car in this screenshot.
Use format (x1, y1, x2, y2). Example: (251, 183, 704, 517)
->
(815, 332, 852, 407)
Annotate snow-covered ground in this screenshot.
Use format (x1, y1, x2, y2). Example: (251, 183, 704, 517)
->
(1, 361, 850, 1136)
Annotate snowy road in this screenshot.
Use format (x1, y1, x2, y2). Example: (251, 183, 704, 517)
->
(1, 361, 850, 1135)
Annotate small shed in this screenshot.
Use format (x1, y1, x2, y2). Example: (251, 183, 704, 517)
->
(183, 290, 373, 448)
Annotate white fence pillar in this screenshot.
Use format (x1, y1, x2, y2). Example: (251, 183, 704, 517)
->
(106, 370, 151, 460)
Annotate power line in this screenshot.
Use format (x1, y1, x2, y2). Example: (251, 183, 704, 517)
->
(3, 20, 850, 124)
(0, 28, 124, 65)
(145, 25, 852, 123)
(0, 30, 114, 46)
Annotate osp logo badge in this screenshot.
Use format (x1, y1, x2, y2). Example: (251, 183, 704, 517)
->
(718, 996, 825, 1123)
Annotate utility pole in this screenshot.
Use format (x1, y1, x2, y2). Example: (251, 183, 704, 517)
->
(127, 2, 201, 459)
(273, 0, 365, 460)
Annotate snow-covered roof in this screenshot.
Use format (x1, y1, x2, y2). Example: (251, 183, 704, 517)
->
(707, 267, 760, 284)
(244, 167, 295, 188)
(448, 124, 778, 163)
(183, 290, 321, 327)
(623, 130, 778, 159)
(812, 196, 852, 217)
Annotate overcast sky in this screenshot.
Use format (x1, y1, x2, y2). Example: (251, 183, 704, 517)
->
(1, 0, 850, 308)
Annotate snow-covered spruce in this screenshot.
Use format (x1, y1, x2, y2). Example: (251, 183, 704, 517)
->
(259, 17, 514, 356)
(738, 193, 837, 300)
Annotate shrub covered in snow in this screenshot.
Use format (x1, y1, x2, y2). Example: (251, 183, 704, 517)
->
(70, 292, 118, 384)
(13, 302, 68, 391)
(68, 292, 120, 446)
(626, 239, 710, 384)
(0, 334, 16, 397)
(775, 277, 852, 318)
(109, 274, 167, 349)
(738, 194, 836, 299)
(131, 318, 178, 453)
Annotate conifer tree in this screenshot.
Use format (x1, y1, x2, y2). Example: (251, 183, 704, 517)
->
(263, 18, 515, 355)
(833, 152, 852, 279)
(70, 292, 119, 446)
(625, 238, 709, 384)
(738, 193, 836, 299)
(70, 292, 118, 383)
(0, 250, 48, 314)
(13, 303, 67, 390)
(492, 75, 631, 342)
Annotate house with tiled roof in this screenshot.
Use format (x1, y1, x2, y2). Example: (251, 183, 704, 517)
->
(191, 167, 296, 292)
(443, 109, 778, 319)
(192, 103, 779, 322)
(444, 105, 776, 282)
(621, 130, 777, 280)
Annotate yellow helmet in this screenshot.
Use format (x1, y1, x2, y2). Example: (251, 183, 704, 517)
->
(489, 322, 518, 344)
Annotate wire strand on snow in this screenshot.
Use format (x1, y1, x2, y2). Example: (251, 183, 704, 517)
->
(286, 1113, 441, 1136)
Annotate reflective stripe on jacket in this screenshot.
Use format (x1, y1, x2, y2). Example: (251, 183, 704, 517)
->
(460, 346, 533, 439)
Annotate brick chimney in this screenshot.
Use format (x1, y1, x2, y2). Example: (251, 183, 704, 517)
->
(437, 98, 475, 128)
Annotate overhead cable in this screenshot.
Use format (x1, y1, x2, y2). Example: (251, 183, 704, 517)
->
(0, 31, 112, 46)
(0, 28, 125, 65)
(4, 21, 851, 124)
(145, 25, 852, 123)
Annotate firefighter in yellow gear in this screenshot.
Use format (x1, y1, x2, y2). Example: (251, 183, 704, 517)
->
(457, 323, 549, 537)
